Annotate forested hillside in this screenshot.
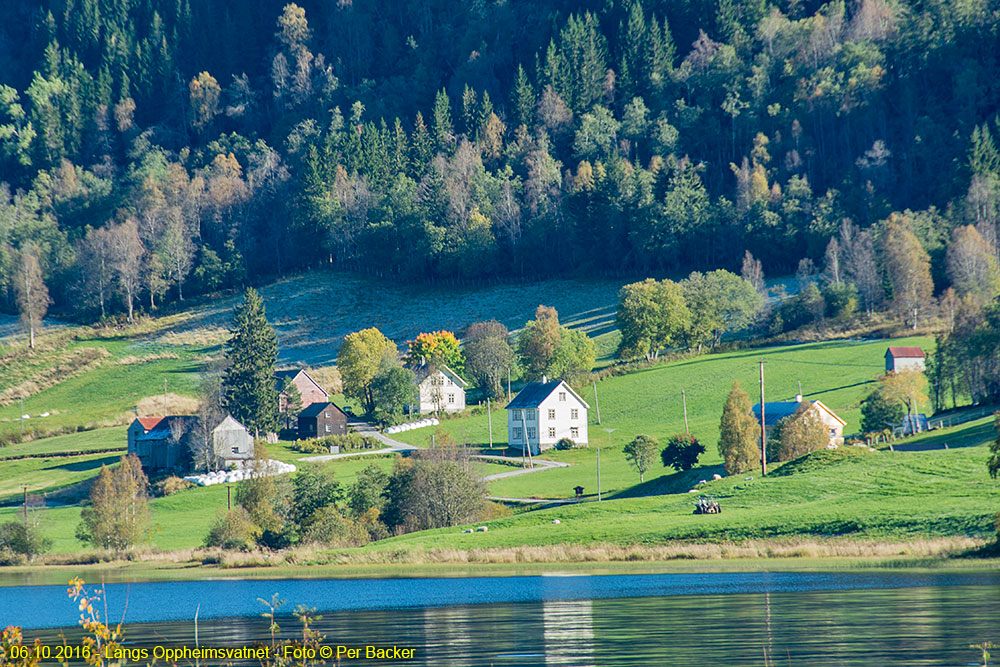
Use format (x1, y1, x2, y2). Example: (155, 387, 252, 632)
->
(1, 0, 999, 321)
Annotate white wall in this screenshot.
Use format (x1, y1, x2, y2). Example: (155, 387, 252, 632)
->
(507, 385, 588, 451)
(416, 369, 466, 414)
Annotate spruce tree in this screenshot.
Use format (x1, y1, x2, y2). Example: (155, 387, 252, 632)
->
(718, 380, 761, 475)
(513, 65, 535, 128)
(223, 287, 279, 436)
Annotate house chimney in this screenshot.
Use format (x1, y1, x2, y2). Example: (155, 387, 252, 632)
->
(542, 375, 547, 383)
(795, 394, 803, 403)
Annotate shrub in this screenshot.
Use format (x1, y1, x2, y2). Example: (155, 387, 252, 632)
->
(156, 476, 192, 496)
(554, 438, 577, 450)
(203, 507, 261, 551)
(623, 434, 659, 483)
(660, 433, 705, 471)
(769, 403, 830, 462)
(860, 388, 904, 434)
(0, 521, 50, 560)
(301, 506, 369, 547)
(292, 433, 382, 454)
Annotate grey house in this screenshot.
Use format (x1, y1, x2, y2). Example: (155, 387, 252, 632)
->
(127, 414, 254, 472)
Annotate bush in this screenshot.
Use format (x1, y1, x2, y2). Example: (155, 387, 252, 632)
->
(203, 507, 261, 551)
(0, 521, 50, 560)
(156, 476, 192, 496)
(769, 403, 829, 462)
(554, 438, 577, 450)
(301, 506, 369, 547)
(292, 433, 382, 454)
(660, 433, 705, 471)
(860, 389, 904, 434)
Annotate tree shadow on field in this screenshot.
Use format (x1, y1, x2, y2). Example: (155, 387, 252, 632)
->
(44, 455, 120, 472)
(611, 464, 725, 499)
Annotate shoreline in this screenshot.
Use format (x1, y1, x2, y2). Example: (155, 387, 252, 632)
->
(2, 537, 997, 587)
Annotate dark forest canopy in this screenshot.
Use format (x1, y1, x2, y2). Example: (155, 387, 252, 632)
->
(1, 0, 1000, 320)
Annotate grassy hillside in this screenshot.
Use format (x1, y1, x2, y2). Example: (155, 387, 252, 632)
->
(0, 271, 625, 440)
(154, 271, 625, 366)
(368, 423, 1000, 552)
(398, 336, 934, 499)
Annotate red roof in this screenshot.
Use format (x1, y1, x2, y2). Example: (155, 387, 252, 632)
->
(886, 346, 925, 358)
(136, 416, 164, 430)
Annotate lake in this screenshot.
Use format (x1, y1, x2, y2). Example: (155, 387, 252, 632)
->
(4, 570, 999, 665)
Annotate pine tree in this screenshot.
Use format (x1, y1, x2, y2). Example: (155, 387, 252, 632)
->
(223, 287, 279, 436)
(718, 380, 761, 475)
(411, 111, 433, 176)
(432, 88, 454, 151)
(513, 65, 536, 129)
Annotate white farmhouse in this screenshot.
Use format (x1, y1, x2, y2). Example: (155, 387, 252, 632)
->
(408, 364, 467, 414)
(506, 378, 589, 454)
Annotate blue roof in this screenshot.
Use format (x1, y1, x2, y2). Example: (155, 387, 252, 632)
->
(506, 381, 564, 409)
(751, 402, 806, 428)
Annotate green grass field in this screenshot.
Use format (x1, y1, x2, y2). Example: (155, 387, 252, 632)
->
(367, 425, 1000, 552)
(395, 336, 934, 499)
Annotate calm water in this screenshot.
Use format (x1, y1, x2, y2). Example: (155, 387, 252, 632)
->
(5, 571, 1000, 665)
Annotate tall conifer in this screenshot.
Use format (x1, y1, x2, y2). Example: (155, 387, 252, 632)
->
(223, 287, 279, 436)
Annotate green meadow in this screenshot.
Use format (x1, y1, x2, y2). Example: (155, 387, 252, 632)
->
(397, 335, 934, 499)
(370, 422, 1000, 552)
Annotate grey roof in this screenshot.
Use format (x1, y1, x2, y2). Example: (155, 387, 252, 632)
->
(298, 402, 345, 418)
(750, 402, 804, 428)
(506, 381, 566, 409)
(409, 363, 468, 387)
(135, 415, 198, 441)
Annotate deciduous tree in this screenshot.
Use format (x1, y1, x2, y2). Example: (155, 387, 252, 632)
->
(660, 433, 705, 471)
(769, 403, 829, 462)
(718, 381, 760, 475)
(338, 327, 397, 415)
(623, 434, 659, 482)
(14, 243, 48, 349)
(882, 215, 933, 328)
(76, 455, 151, 551)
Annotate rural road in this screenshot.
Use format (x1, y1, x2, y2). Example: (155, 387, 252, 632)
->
(298, 422, 572, 491)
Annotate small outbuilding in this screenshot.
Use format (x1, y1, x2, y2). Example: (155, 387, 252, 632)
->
(885, 346, 925, 373)
(297, 401, 348, 439)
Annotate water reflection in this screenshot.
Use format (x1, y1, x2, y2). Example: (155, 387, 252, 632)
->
(10, 573, 1000, 666)
(543, 600, 594, 666)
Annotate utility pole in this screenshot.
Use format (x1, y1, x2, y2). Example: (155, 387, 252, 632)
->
(507, 368, 511, 402)
(593, 380, 601, 425)
(759, 360, 767, 476)
(163, 378, 168, 416)
(520, 409, 533, 469)
(227, 485, 231, 511)
(22, 485, 28, 527)
(682, 389, 689, 434)
(600, 428, 615, 501)
(20, 393, 24, 438)
(487, 397, 493, 449)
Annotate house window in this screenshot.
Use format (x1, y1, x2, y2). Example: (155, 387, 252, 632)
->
(527, 408, 537, 419)
(571, 408, 578, 420)
(324, 411, 330, 418)
(448, 393, 455, 403)
(559, 392, 566, 401)
(231, 447, 239, 454)
(527, 427, 537, 439)
(547, 409, 556, 419)
(548, 427, 556, 438)
(325, 424, 331, 433)
(570, 427, 579, 438)
(513, 428, 523, 440)
(829, 429, 836, 438)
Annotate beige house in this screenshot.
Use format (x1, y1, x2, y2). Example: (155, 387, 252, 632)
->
(751, 396, 846, 446)
(506, 378, 589, 454)
(408, 364, 467, 414)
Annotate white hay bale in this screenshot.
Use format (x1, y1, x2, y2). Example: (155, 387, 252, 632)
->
(551, 519, 561, 524)
(713, 473, 723, 480)
(475, 526, 488, 532)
